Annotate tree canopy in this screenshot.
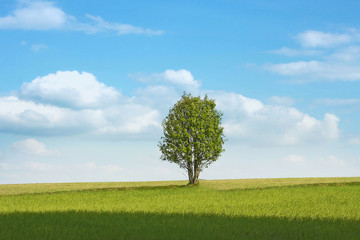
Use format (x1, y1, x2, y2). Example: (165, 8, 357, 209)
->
(158, 93, 225, 184)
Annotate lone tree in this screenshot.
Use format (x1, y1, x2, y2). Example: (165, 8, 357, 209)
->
(159, 93, 225, 185)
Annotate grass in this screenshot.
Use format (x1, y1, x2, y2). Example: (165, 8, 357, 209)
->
(1, 177, 360, 239)
(1, 176, 359, 195)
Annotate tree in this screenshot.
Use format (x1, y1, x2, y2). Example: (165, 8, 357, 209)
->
(158, 92, 225, 185)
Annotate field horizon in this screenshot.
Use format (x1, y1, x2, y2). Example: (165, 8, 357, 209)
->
(1, 176, 360, 196)
(1, 177, 359, 239)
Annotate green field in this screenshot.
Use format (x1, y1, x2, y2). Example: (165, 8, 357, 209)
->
(1, 177, 360, 239)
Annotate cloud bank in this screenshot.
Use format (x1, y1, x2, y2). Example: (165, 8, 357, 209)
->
(0, 71, 160, 137)
(0, 70, 341, 146)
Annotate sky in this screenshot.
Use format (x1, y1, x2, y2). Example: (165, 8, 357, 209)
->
(0, 0, 360, 183)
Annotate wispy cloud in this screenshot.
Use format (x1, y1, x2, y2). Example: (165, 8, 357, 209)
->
(73, 15, 164, 36)
(263, 29, 360, 82)
(264, 61, 360, 82)
(0, 1, 164, 36)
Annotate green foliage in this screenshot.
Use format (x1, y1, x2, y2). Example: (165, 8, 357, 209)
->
(158, 93, 225, 184)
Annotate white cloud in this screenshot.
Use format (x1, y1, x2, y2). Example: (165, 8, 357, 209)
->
(11, 138, 60, 156)
(296, 30, 352, 48)
(207, 91, 264, 116)
(268, 96, 295, 106)
(93, 104, 160, 135)
(133, 69, 201, 90)
(0, 96, 87, 134)
(0, 71, 161, 137)
(74, 15, 164, 36)
(31, 44, 48, 52)
(0, 1, 163, 36)
(134, 85, 180, 108)
(21, 71, 121, 109)
(0, 69, 341, 145)
(0, 1, 68, 30)
(264, 29, 360, 82)
(0, 95, 160, 137)
(159, 69, 201, 88)
(327, 46, 360, 62)
(208, 91, 340, 145)
(265, 61, 360, 82)
(265, 61, 321, 76)
(284, 154, 305, 165)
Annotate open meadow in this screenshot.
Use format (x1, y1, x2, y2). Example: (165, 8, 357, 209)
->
(1, 177, 360, 239)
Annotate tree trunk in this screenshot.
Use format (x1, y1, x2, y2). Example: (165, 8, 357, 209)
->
(188, 168, 193, 184)
(188, 163, 200, 185)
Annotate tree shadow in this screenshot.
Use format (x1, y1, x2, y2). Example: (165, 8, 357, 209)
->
(0, 211, 358, 240)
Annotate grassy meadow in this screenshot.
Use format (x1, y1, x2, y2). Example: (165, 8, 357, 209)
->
(1, 177, 360, 239)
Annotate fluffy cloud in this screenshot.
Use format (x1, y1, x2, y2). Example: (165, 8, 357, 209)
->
(208, 91, 340, 145)
(0, 1, 163, 36)
(0, 96, 159, 136)
(0, 1, 67, 30)
(0, 71, 160, 136)
(0, 69, 341, 145)
(296, 30, 353, 48)
(11, 138, 60, 156)
(132, 69, 201, 91)
(158, 69, 201, 88)
(93, 104, 160, 135)
(0, 96, 87, 135)
(21, 71, 121, 109)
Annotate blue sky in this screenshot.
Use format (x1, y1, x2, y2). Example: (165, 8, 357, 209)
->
(0, 0, 359, 183)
